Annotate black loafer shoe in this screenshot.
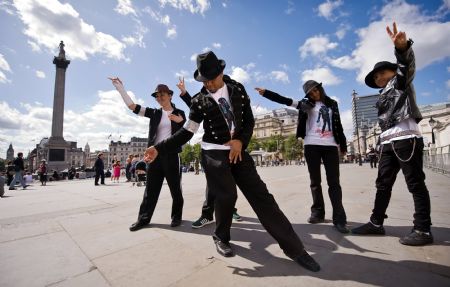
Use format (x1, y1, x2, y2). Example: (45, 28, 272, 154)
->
(213, 238, 234, 257)
(295, 250, 320, 272)
(399, 229, 433, 246)
(334, 223, 350, 234)
(170, 218, 181, 227)
(307, 216, 325, 224)
(129, 220, 149, 232)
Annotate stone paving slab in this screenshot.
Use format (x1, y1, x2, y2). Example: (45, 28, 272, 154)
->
(0, 164, 449, 287)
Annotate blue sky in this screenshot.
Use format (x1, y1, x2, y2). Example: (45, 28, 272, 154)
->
(1, 0, 449, 155)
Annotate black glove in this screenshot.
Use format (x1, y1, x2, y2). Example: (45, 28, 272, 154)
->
(299, 98, 315, 111)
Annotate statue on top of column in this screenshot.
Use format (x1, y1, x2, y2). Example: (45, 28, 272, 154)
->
(58, 41, 65, 58)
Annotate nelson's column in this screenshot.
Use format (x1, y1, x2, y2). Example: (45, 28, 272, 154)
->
(47, 41, 71, 171)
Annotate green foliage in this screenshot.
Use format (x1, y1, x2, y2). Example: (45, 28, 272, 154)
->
(283, 135, 304, 160)
(180, 143, 202, 165)
(247, 136, 260, 153)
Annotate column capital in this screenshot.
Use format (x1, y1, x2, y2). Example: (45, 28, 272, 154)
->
(53, 56, 70, 69)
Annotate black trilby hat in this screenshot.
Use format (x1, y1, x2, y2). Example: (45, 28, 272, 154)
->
(365, 61, 397, 89)
(151, 84, 174, 97)
(302, 80, 322, 95)
(194, 51, 226, 82)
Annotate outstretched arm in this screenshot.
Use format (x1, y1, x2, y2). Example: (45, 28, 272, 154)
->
(108, 77, 137, 111)
(255, 87, 314, 112)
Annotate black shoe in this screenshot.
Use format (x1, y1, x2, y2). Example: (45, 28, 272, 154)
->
(170, 218, 181, 227)
(351, 222, 385, 235)
(307, 216, 325, 224)
(334, 223, 350, 234)
(129, 220, 149, 232)
(9, 187, 16, 190)
(213, 237, 234, 257)
(101, 183, 106, 185)
(295, 250, 321, 272)
(399, 229, 433, 246)
(95, 183, 99, 186)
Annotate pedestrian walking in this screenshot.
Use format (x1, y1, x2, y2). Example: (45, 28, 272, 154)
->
(9, 152, 28, 190)
(113, 160, 121, 183)
(256, 80, 349, 234)
(366, 144, 378, 168)
(94, 153, 105, 186)
(352, 22, 433, 246)
(38, 159, 48, 186)
(109, 77, 186, 229)
(143, 51, 320, 272)
(176, 77, 242, 228)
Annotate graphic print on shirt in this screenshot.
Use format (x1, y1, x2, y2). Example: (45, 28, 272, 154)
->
(218, 97, 235, 133)
(315, 104, 332, 137)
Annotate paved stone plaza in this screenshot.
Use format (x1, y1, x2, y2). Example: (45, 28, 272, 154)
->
(0, 164, 449, 287)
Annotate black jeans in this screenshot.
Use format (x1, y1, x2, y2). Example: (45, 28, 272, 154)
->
(200, 185, 237, 220)
(201, 149, 305, 258)
(137, 153, 183, 223)
(95, 170, 105, 185)
(369, 155, 377, 168)
(370, 137, 431, 232)
(304, 145, 347, 225)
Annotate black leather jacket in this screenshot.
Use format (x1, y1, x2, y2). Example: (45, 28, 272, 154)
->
(262, 89, 347, 152)
(133, 104, 186, 153)
(376, 40, 422, 131)
(155, 75, 254, 154)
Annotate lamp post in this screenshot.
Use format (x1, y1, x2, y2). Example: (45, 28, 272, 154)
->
(428, 117, 436, 145)
(352, 90, 362, 166)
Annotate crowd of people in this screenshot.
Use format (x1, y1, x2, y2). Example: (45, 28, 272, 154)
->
(3, 23, 433, 273)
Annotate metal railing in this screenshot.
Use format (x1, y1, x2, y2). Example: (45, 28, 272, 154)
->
(423, 145, 450, 175)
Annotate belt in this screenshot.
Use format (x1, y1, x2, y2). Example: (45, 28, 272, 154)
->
(380, 130, 421, 143)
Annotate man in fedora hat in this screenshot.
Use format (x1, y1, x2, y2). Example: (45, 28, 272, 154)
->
(352, 22, 433, 246)
(109, 77, 186, 230)
(143, 51, 320, 272)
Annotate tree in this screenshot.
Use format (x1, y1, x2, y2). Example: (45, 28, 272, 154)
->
(283, 135, 304, 160)
(247, 136, 260, 153)
(180, 144, 194, 165)
(261, 136, 278, 152)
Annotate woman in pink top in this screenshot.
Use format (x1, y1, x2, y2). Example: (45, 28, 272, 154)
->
(113, 161, 121, 183)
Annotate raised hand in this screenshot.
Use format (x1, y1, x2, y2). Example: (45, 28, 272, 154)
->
(386, 22, 407, 51)
(144, 146, 158, 163)
(176, 77, 186, 95)
(168, 113, 184, 123)
(255, 87, 266, 96)
(108, 77, 124, 89)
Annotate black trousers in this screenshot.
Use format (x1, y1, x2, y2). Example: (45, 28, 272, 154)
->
(137, 153, 183, 223)
(200, 185, 237, 220)
(201, 149, 304, 258)
(95, 170, 105, 185)
(370, 137, 431, 232)
(369, 155, 377, 168)
(304, 145, 347, 225)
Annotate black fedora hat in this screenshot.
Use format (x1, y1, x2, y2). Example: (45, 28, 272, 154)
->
(302, 80, 322, 95)
(151, 84, 174, 97)
(365, 61, 397, 89)
(193, 51, 226, 82)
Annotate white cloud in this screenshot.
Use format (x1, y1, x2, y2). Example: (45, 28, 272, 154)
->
(446, 79, 450, 89)
(158, 0, 211, 15)
(0, 53, 11, 72)
(222, 2, 227, 8)
(175, 70, 195, 83)
(0, 0, 15, 15)
(121, 19, 148, 48)
(167, 27, 177, 39)
(317, 0, 343, 21)
(252, 105, 271, 116)
(0, 53, 12, 83)
(339, 109, 353, 139)
(27, 40, 41, 52)
(447, 66, 450, 73)
(230, 66, 250, 83)
(114, 0, 137, 16)
(143, 7, 177, 40)
(13, 0, 127, 61)
(212, 42, 222, 49)
(285, 1, 295, 15)
(299, 35, 338, 58)
(269, 71, 290, 84)
(190, 53, 197, 62)
(327, 0, 450, 84)
(35, 70, 45, 78)
(0, 89, 151, 153)
(301, 66, 341, 86)
(335, 23, 350, 40)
